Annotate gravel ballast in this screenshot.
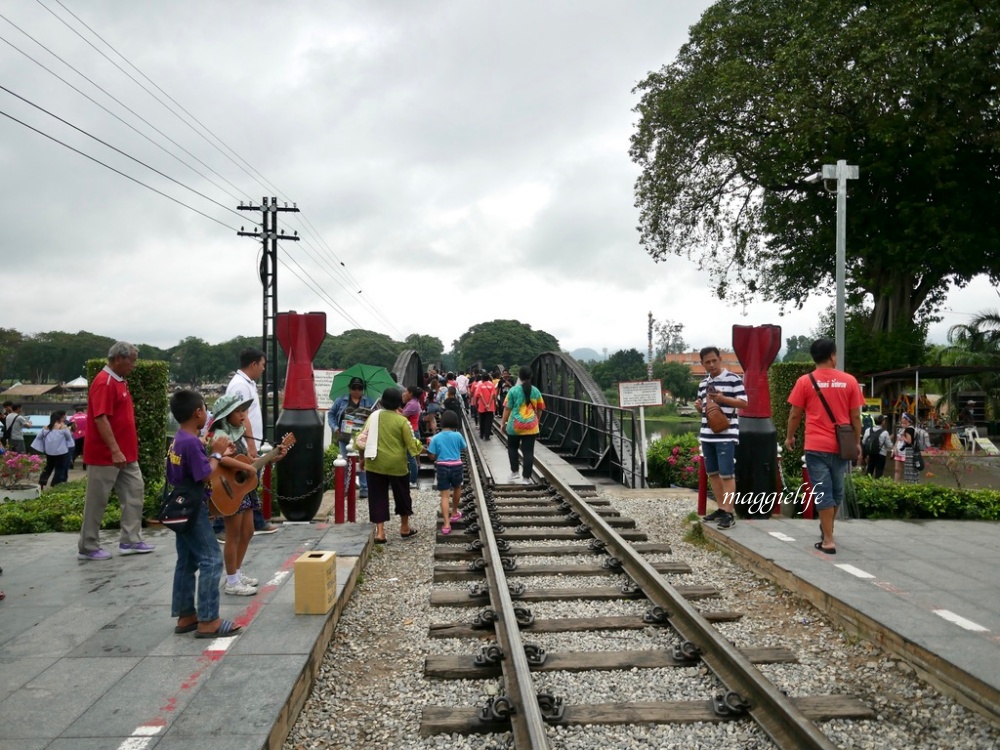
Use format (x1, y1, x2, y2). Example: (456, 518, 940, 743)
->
(283, 486, 1000, 750)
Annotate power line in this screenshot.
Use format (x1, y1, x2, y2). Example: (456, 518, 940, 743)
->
(0, 11, 249, 199)
(0, 83, 247, 223)
(0, 32, 245, 204)
(0, 107, 238, 232)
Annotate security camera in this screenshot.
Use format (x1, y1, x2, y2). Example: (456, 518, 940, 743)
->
(803, 172, 822, 184)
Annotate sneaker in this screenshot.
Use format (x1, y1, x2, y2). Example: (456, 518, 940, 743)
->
(716, 512, 736, 530)
(119, 541, 155, 555)
(409, 482, 419, 489)
(239, 573, 259, 587)
(253, 523, 279, 536)
(77, 548, 112, 561)
(359, 489, 369, 498)
(224, 581, 258, 596)
(508, 471, 520, 481)
(521, 477, 533, 485)
(216, 533, 226, 544)
(701, 508, 725, 522)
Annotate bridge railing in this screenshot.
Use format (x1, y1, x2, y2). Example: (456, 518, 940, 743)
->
(537, 393, 645, 488)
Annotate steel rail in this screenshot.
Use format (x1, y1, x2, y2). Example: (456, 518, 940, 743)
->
(464, 419, 552, 749)
(524, 449, 841, 750)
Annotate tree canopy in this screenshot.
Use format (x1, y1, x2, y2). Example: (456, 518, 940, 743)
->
(588, 348, 647, 389)
(632, 0, 1000, 346)
(452, 320, 560, 371)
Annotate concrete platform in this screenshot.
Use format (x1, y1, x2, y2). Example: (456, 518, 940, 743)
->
(0, 519, 373, 750)
(704, 516, 1000, 723)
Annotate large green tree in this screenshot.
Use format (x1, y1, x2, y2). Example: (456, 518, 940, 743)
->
(589, 348, 647, 389)
(632, 0, 1000, 354)
(404, 334, 444, 365)
(453, 320, 560, 371)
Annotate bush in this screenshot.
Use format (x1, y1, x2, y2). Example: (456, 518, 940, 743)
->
(852, 474, 1000, 520)
(769, 362, 815, 485)
(86, 358, 169, 487)
(323, 443, 341, 490)
(0, 478, 165, 535)
(647, 431, 701, 488)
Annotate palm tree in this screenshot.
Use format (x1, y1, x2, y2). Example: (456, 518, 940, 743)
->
(934, 310, 1000, 420)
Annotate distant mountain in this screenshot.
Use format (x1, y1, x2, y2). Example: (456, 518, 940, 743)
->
(569, 347, 603, 362)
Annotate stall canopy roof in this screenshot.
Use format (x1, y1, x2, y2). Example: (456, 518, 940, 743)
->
(0, 383, 65, 398)
(864, 365, 1000, 387)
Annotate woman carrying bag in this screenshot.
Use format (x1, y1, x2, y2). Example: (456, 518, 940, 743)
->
(32, 411, 75, 488)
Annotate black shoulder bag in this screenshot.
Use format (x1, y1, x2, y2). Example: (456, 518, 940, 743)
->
(808, 374, 858, 461)
(156, 444, 206, 533)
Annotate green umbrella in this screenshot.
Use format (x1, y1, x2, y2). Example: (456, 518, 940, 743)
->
(330, 363, 398, 402)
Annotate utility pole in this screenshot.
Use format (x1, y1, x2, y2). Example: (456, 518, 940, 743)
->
(238, 197, 299, 443)
(647, 312, 654, 381)
(821, 160, 859, 372)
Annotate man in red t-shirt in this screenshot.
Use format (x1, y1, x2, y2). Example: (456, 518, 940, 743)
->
(784, 338, 863, 555)
(77, 341, 154, 561)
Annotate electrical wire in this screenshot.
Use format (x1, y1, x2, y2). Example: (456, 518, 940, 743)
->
(0, 83, 248, 223)
(0, 106, 238, 232)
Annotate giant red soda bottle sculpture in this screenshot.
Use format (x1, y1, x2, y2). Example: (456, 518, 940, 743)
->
(732, 324, 782, 518)
(274, 311, 327, 522)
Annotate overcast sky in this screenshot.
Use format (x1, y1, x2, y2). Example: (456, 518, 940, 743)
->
(2, 1, 995, 362)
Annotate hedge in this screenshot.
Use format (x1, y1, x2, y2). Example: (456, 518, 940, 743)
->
(86, 358, 169, 486)
(0, 479, 164, 535)
(852, 474, 1000, 521)
(769, 362, 815, 486)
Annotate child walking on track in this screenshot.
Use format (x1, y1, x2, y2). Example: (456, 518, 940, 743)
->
(427, 410, 468, 534)
(473, 373, 497, 440)
(167, 390, 242, 639)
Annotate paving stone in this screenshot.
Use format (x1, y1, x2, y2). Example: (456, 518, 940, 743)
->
(0, 656, 140, 739)
(0, 657, 58, 703)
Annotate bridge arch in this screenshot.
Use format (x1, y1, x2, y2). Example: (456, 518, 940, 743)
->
(392, 350, 424, 389)
(530, 351, 640, 487)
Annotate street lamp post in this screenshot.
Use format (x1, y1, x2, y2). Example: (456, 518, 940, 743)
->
(822, 160, 859, 371)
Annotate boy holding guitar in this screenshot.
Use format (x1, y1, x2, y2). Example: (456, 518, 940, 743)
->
(208, 394, 291, 596)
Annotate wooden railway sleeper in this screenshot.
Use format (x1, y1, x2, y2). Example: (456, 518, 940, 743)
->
(712, 690, 752, 718)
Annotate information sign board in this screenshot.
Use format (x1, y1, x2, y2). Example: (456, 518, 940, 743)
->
(313, 369, 342, 411)
(618, 380, 663, 408)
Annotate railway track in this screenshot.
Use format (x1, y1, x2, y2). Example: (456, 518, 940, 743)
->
(418, 420, 874, 748)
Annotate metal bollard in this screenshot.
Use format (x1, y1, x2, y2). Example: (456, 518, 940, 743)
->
(697, 459, 708, 517)
(333, 457, 346, 524)
(800, 455, 815, 519)
(261, 463, 273, 521)
(347, 451, 359, 523)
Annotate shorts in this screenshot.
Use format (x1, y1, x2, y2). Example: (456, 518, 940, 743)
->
(804, 451, 849, 510)
(701, 440, 736, 478)
(435, 464, 464, 491)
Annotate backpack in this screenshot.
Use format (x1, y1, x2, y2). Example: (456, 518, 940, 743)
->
(861, 413, 874, 433)
(863, 427, 882, 458)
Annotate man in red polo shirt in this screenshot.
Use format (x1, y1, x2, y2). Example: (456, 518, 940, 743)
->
(77, 341, 154, 561)
(785, 338, 863, 555)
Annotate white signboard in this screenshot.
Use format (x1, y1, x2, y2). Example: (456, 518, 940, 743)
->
(313, 369, 342, 410)
(618, 380, 663, 408)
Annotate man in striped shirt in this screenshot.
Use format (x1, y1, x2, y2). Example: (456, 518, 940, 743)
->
(694, 347, 748, 530)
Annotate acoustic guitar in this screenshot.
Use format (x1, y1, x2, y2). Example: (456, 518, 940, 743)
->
(210, 433, 296, 517)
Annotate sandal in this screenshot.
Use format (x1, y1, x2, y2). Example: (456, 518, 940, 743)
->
(374, 537, 387, 545)
(400, 528, 418, 538)
(194, 619, 243, 639)
(813, 541, 837, 555)
(174, 621, 198, 634)
(441, 526, 451, 535)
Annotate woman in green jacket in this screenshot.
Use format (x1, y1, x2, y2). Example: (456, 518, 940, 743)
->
(354, 387, 424, 543)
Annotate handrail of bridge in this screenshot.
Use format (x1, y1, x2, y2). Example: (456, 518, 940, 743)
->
(536, 393, 645, 488)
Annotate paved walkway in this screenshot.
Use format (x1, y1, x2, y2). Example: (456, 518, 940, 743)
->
(0, 518, 373, 750)
(704, 516, 1000, 722)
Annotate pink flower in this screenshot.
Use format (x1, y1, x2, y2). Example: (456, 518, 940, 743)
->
(667, 457, 677, 465)
(672, 446, 681, 455)
(684, 466, 695, 473)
